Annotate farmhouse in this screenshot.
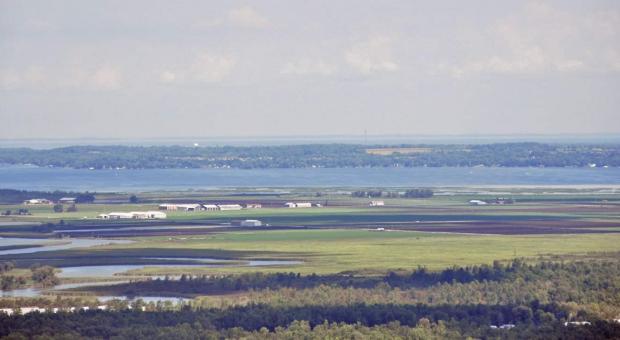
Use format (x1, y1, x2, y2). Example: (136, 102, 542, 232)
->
(217, 204, 243, 211)
(240, 219, 263, 227)
(202, 204, 219, 211)
(23, 198, 52, 205)
(245, 203, 262, 209)
(369, 200, 385, 207)
(59, 197, 77, 204)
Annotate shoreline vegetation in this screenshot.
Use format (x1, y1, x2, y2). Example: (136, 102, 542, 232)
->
(0, 142, 619, 169)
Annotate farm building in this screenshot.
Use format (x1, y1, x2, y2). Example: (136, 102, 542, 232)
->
(284, 202, 312, 208)
(97, 211, 167, 219)
(245, 203, 262, 209)
(218, 204, 243, 211)
(240, 219, 263, 227)
(158, 204, 202, 211)
(369, 200, 385, 206)
(202, 204, 219, 211)
(99, 212, 134, 219)
(59, 197, 77, 204)
(131, 211, 167, 219)
(23, 198, 52, 205)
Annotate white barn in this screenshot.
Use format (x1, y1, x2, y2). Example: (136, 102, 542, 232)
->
(159, 204, 202, 211)
(98, 211, 166, 219)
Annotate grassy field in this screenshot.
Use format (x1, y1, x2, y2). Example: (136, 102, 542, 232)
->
(14, 230, 604, 274)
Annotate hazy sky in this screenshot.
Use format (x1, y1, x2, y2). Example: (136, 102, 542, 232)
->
(1, 0, 619, 139)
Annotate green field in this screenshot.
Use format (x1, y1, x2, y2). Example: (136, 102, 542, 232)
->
(4, 227, 620, 277)
(37, 229, 615, 276)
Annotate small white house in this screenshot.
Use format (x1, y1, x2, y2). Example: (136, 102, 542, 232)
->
(245, 203, 262, 209)
(284, 202, 297, 208)
(218, 204, 243, 211)
(240, 219, 263, 227)
(469, 200, 488, 206)
(202, 204, 219, 211)
(369, 200, 385, 207)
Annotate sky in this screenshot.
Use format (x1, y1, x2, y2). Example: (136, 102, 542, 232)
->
(0, 0, 619, 139)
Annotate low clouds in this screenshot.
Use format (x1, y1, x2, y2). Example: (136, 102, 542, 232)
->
(158, 53, 236, 84)
(89, 66, 122, 90)
(280, 59, 336, 76)
(437, 1, 620, 78)
(190, 53, 236, 82)
(345, 36, 398, 75)
(280, 36, 399, 78)
(227, 6, 270, 28)
(0, 65, 122, 91)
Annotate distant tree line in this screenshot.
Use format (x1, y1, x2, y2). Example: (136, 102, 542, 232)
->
(0, 143, 618, 169)
(352, 188, 434, 198)
(0, 189, 96, 204)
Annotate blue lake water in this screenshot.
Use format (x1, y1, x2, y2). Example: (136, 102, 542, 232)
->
(0, 237, 133, 256)
(0, 166, 619, 191)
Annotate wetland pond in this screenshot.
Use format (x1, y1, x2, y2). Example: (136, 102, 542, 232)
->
(0, 236, 300, 301)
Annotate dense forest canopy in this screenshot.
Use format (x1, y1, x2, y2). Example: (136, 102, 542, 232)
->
(0, 143, 618, 169)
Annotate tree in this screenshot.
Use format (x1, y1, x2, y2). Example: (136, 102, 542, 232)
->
(52, 204, 63, 213)
(75, 193, 95, 203)
(31, 265, 60, 287)
(0, 261, 15, 274)
(404, 189, 434, 198)
(129, 195, 139, 203)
